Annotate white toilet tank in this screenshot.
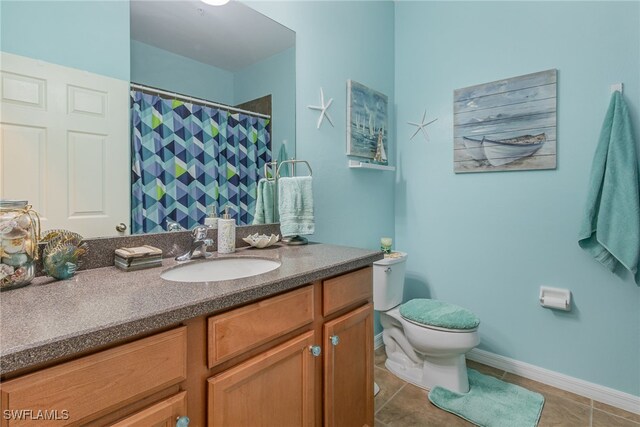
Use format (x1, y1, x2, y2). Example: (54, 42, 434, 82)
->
(373, 252, 408, 311)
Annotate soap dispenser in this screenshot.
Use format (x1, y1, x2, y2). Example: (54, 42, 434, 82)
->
(217, 206, 236, 254)
(204, 207, 218, 229)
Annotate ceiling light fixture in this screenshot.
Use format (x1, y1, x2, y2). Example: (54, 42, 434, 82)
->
(201, 0, 230, 6)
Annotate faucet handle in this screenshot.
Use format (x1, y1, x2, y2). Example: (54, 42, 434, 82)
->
(197, 238, 214, 259)
(193, 225, 209, 239)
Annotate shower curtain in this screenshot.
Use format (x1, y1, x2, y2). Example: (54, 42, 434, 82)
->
(131, 90, 271, 234)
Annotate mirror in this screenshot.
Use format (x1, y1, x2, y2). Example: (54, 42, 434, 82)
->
(0, 0, 295, 238)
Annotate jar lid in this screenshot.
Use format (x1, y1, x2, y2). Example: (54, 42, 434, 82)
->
(0, 200, 28, 209)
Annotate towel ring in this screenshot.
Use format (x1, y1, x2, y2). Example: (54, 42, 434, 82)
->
(276, 159, 313, 179)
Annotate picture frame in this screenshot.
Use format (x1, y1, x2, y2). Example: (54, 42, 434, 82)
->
(453, 69, 557, 173)
(347, 80, 389, 164)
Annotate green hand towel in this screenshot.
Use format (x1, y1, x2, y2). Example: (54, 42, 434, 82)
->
(262, 179, 276, 223)
(578, 91, 640, 285)
(278, 176, 314, 237)
(252, 179, 276, 225)
(277, 144, 290, 178)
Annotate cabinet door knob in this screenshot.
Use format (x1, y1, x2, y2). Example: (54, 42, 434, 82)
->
(115, 223, 127, 233)
(330, 335, 340, 346)
(176, 416, 190, 427)
(309, 345, 322, 357)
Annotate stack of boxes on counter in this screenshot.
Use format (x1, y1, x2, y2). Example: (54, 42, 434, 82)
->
(114, 245, 162, 271)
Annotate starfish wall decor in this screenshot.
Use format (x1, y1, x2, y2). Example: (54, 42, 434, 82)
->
(408, 110, 438, 141)
(307, 88, 334, 129)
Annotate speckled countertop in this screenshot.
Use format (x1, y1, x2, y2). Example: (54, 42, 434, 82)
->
(0, 243, 382, 376)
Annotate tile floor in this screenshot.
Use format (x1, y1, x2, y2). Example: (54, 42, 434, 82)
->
(374, 348, 640, 427)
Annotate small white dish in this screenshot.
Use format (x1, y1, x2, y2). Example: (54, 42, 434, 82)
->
(242, 233, 280, 249)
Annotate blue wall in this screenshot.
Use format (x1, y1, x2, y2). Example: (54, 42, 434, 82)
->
(248, 1, 396, 251)
(394, 1, 640, 396)
(0, 1, 129, 80)
(131, 40, 235, 106)
(235, 47, 297, 159)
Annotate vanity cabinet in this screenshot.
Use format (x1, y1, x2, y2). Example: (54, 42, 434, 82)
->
(205, 266, 374, 427)
(0, 266, 374, 427)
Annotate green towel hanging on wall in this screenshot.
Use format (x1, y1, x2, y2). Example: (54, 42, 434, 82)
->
(578, 91, 640, 285)
(277, 143, 290, 178)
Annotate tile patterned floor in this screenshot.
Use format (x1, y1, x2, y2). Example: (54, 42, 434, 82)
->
(374, 348, 640, 427)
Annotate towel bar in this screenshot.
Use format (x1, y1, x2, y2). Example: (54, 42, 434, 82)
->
(276, 159, 313, 178)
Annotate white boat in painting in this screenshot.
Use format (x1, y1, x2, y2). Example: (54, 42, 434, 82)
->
(462, 133, 546, 166)
(462, 136, 487, 161)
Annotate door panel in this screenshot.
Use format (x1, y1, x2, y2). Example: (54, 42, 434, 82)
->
(0, 52, 129, 237)
(208, 331, 315, 427)
(324, 303, 374, 427)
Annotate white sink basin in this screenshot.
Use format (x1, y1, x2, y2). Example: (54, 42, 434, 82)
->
(161, 257, 281, 283)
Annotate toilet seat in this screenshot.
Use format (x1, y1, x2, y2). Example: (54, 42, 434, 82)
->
(399, 299, 480, 331)
(401, 316, 478, 333)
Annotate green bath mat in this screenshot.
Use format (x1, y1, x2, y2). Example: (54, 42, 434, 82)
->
(428, 369, 545, 427)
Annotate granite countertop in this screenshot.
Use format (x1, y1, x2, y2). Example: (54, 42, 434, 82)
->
(0, 243, 382, 376)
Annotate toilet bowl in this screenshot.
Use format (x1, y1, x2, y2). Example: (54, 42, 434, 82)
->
(374, 252, 480, 393)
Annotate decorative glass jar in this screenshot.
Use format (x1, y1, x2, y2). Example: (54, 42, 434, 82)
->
(0, 200, 40, 291)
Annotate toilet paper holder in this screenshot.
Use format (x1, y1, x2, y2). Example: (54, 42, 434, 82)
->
(539, 286, 571, 311)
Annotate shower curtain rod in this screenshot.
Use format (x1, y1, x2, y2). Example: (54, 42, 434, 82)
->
(130, 83, 271, 119)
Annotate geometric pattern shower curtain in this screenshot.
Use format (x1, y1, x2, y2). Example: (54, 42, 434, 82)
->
(131, 90, 271, 234)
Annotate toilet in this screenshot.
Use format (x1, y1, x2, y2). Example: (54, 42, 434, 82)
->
(374, 252, 480, 393)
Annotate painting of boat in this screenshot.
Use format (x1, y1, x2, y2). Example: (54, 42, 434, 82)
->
(463, 133, 546, 166)
(453, 69, 557, 173)
(347, 80, 389, 162)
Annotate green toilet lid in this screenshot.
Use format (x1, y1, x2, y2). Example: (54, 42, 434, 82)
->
(399, 299, 480, 330)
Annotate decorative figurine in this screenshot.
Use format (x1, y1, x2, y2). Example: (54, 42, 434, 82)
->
(41, 230, 88, 280)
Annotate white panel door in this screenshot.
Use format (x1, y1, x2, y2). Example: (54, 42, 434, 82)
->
(0, 52, 130, 237)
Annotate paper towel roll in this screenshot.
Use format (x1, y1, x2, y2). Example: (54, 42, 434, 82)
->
(541, 296, 569, 311)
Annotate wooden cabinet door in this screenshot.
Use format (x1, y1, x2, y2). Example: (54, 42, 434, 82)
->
(1, 327, 187, 427)
(323, 303, 374, 427)
(207, 331, 316, 427)
(109, 391, 187, 427)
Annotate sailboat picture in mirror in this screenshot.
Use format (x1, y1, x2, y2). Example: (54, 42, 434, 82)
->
(347, 80, 389, 165)
(0, 0, 295, 238)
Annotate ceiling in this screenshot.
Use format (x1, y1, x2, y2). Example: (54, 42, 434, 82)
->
(130, 0, 295, 72)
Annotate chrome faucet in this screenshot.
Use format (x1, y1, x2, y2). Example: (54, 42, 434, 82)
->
(176, 226, 214, 261)
(167, 221, 185, 232)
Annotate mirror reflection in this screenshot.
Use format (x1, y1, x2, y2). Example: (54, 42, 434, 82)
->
(0, 0, 295, 238)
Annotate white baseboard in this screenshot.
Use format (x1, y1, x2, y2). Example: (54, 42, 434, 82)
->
(373, 333, 640, 415)
(467, 348, 640, 415)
